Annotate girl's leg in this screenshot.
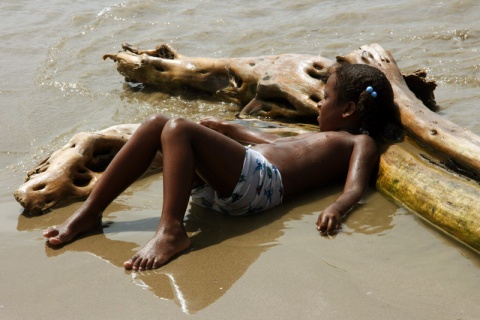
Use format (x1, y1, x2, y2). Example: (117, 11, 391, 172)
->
(43, 114, 173, 245)
(124, 117, 248, 270)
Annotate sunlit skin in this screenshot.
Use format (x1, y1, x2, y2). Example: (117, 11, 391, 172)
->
(43, 73, 378, 271)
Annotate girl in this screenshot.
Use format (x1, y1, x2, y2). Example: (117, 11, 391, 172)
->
(44, 64, 395, 271)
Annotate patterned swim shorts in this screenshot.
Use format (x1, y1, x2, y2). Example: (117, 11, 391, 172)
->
(191, 148, 284, 216)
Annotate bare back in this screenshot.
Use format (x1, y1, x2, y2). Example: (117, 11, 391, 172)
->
(252, 131, 378, 199)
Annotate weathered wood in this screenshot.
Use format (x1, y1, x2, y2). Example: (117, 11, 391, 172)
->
(103, 43, 335, 119)
(102, 43, 438, 119)
(14, 124, 162, 214)
(377, 139, 480, 251)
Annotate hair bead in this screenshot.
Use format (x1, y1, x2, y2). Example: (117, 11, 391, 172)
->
(366, 86, 377, 98)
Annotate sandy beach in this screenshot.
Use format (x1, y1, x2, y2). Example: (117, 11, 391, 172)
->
(2, 1, 480, 319)
(2, 175, 480, 319)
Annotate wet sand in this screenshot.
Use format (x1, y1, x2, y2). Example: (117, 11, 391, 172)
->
(2, 172, 480, 319)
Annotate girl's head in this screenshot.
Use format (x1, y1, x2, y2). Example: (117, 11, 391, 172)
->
(319, 64, 396, 138)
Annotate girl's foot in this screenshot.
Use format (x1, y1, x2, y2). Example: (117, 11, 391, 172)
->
(123, 225, 191, 271)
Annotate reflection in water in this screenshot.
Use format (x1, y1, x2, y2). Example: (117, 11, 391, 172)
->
(17, 185, 397, 313)
(342, 191, 395, 236)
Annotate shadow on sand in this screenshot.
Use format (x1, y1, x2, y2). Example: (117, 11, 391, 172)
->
(17, 184, 395, 314)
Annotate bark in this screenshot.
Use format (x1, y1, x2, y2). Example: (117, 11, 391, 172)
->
(14, 43, 480, 252)
(377, 139, 480, 251)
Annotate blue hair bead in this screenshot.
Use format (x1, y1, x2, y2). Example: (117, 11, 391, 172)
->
(366, 86, 377, 98)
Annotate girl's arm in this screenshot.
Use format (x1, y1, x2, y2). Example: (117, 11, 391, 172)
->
(199, 117, 281, 144)
(316, 135, 379, 234)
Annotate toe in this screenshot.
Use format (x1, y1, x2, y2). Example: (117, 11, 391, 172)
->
(123, 259, 133, 270)
(44, 229, 73, 246)
(43, 227, 59, 238)
(138, 257, 148, 271)
(132, 257, 142, 271)
(47, 236, 64, 246)
(145, 258, 155, 270)
(152, 258, 163, 270)
(126, 254, 140, 270)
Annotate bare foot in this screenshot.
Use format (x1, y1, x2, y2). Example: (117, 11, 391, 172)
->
(43, 208, 102, 246)
(123, 225, 191, 271)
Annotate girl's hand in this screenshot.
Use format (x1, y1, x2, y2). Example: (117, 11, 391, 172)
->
(199, 117, 229, 134)
(199, 116, 223, 128)
(316, 208, 342, 235)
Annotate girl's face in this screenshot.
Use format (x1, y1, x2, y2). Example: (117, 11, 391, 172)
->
(317, 74, 347, 132)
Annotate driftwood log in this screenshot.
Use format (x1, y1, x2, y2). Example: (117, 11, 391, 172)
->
(14, 124, 162, 213)
(14, 44, 480, 252)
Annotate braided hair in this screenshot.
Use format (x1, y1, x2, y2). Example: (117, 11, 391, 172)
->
(334, 64, 396, 138)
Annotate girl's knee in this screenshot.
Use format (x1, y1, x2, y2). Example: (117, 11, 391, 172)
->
(161, 118, 199, 145)
(139, 114, 175, 137)
(163, 117, 192, 133)
(143, 114, 170, 127)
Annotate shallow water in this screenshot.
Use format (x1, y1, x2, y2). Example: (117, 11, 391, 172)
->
(1, 0, 480, 318)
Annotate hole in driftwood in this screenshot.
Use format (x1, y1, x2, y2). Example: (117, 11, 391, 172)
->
(73, 177, 92, 187)
(77, 167, 87, 174)
(310, 95, 321, 104)
(154, 65, 165, 72)
(33, 183, 46, 191)
(229, 71, 243, 88)
(86, 148, 118, 172)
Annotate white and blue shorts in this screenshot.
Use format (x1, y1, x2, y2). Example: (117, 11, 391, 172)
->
(191, 148, 284, 215)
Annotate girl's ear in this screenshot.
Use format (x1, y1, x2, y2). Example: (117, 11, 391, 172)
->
(342, 101, 357, 118)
